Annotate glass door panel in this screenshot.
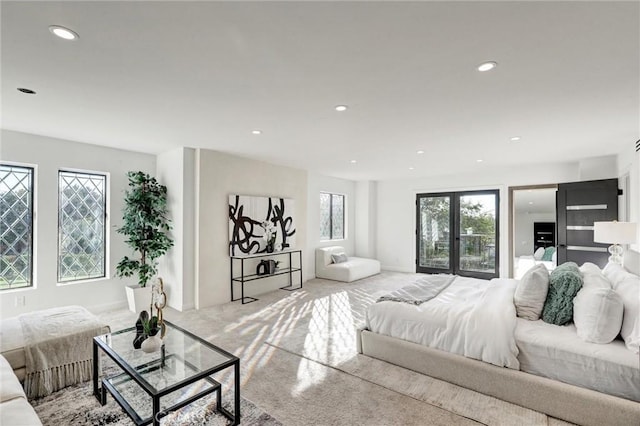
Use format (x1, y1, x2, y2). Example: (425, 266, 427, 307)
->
(417, 194, 452, 273)
(458, 193, 498, 275)
(417, 190, 499, 279)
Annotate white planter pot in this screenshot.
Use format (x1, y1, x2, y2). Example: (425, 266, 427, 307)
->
(125, 285, 152, 313)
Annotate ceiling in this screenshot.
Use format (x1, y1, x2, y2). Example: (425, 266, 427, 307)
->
(1, 2, 638, 181)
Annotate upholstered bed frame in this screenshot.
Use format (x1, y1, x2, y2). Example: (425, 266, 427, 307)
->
(357, 251, 640, 426)
(357, 329, 639, 426)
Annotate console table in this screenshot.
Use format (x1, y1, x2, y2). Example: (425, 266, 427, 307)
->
(230, 249, 303, 304)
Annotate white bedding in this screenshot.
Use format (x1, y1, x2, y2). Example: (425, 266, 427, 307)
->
(516, 318, 640, 402)
(367, 276, 520, 369)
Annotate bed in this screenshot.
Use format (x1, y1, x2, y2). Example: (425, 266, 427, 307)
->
(358, 253, 640, 426)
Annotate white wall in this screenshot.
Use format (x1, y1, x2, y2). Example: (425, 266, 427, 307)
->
(355, 180, 377, 258)
(375, 161, 580, 277)
(306, 172, 357, 279)
(196, 149, 308, 307)
(617, 143, 639, 251)
(579, 155, 618, 181)
(0, 130, 155, 318)
(156, 147, 196, 311)
(514, 212, 556, 257)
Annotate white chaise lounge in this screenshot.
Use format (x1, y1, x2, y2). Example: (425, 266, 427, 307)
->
(315, 246, 380, 282)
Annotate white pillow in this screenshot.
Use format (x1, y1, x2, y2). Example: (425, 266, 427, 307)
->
(579, 263, 612, 290)
(331, 253, 348, 264)
(603, 262, 634, 287)
(573, 287, 624, 344)
(579, 262, 602, 277)
(514, 264, 550, 321)
(533, 247, 545, 261)
(614, 275, 640, 353)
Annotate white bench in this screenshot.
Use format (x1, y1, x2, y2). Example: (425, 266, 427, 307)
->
(315, 246, 380, 282)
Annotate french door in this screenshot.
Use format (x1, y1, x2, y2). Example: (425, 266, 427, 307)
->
(416, 190, 499, 279)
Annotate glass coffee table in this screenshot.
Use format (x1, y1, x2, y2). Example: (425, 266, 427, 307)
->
(93, 320, 240, 426)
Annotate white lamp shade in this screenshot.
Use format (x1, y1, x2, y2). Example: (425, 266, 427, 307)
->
(593, 221, 638, 244)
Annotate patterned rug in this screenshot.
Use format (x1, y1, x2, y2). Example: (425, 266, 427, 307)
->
(31, 377, 282, 426)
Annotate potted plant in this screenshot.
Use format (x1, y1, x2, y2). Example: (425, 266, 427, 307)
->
(116, 171, 173, 312)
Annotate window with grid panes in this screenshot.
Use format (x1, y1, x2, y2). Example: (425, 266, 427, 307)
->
(319, 192, 344, 240)
(0, 164, 34, 290)
(58, 170, 107, 282)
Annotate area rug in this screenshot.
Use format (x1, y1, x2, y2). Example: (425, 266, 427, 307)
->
(31, 378, 282, 426)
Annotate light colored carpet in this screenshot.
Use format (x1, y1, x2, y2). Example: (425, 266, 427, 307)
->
(98, 271, 574, 426)
(31, 376, 280, 425)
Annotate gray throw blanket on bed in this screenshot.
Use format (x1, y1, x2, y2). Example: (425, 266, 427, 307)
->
(19, 306, 110, 399)
(377, 274, 456, 305)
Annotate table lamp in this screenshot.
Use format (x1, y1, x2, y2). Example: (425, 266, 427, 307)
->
(593, 221, 638, 265)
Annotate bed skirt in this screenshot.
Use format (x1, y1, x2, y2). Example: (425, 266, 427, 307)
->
(357, 329, 640, 426)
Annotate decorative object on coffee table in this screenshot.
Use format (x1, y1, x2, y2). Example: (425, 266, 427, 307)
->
(141, 334, 163, 353)
(151, 277, 168, 338)
(132, 310, 160, 349)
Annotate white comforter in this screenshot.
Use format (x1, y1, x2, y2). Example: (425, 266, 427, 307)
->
(366, 275, 520, 369)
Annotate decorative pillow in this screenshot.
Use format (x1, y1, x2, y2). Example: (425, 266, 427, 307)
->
(331, 253, 348, 264)
(514, 264, 550, 321)
(579, 262, 602, 277)
(579, 263, 612, 290)
(573, 287, 624, 344)
(614, 275, 640, 354)
(541, 247, 555, 262)
(533, 247, 545, 261)
(541, 262, 583, 325)
(603, 262, 635, 287)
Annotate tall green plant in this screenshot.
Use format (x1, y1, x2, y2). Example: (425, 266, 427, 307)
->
(116, 171, 173, 287)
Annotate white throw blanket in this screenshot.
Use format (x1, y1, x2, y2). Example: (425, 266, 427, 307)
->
(19, 305, 110, 398)
(367, 276, 520, 369)
(377, 274, 455, 305)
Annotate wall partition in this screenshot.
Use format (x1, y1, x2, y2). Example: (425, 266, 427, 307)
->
(416, 190, 499, 279)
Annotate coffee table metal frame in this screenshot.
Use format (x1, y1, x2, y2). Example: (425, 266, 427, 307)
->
(93, 320, 240, 426)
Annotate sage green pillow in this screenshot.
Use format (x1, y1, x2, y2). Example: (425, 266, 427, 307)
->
(541, 246, 555, 262)
(541, 262, 583, 325)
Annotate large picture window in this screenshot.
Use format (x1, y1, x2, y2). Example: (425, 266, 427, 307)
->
(58, 170, 107, 282)
(0, 164, 34, 290)
(320, 192, 345, 240)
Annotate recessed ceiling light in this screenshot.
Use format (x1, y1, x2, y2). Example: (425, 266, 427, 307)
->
(49, 25, 79, 40)
(510, 136, 521, 142)
(408, 167, 415, 170)
(476, 159, 483, 163)
(350, 159, 357, 164)
(416, 150, 425, 155)
(251, 130, 262, 135)
(529, 201, 534, 205)
(17, 88, 36, 94)
(335, 105, 348, 112)
(477, 61, 497, 72)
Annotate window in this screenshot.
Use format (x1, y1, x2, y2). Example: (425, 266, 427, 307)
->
(417, 190, 499, 280)
(0, 164, 34, 290)
(320, 192, 345, 240)
(58, 170, 107, 282)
